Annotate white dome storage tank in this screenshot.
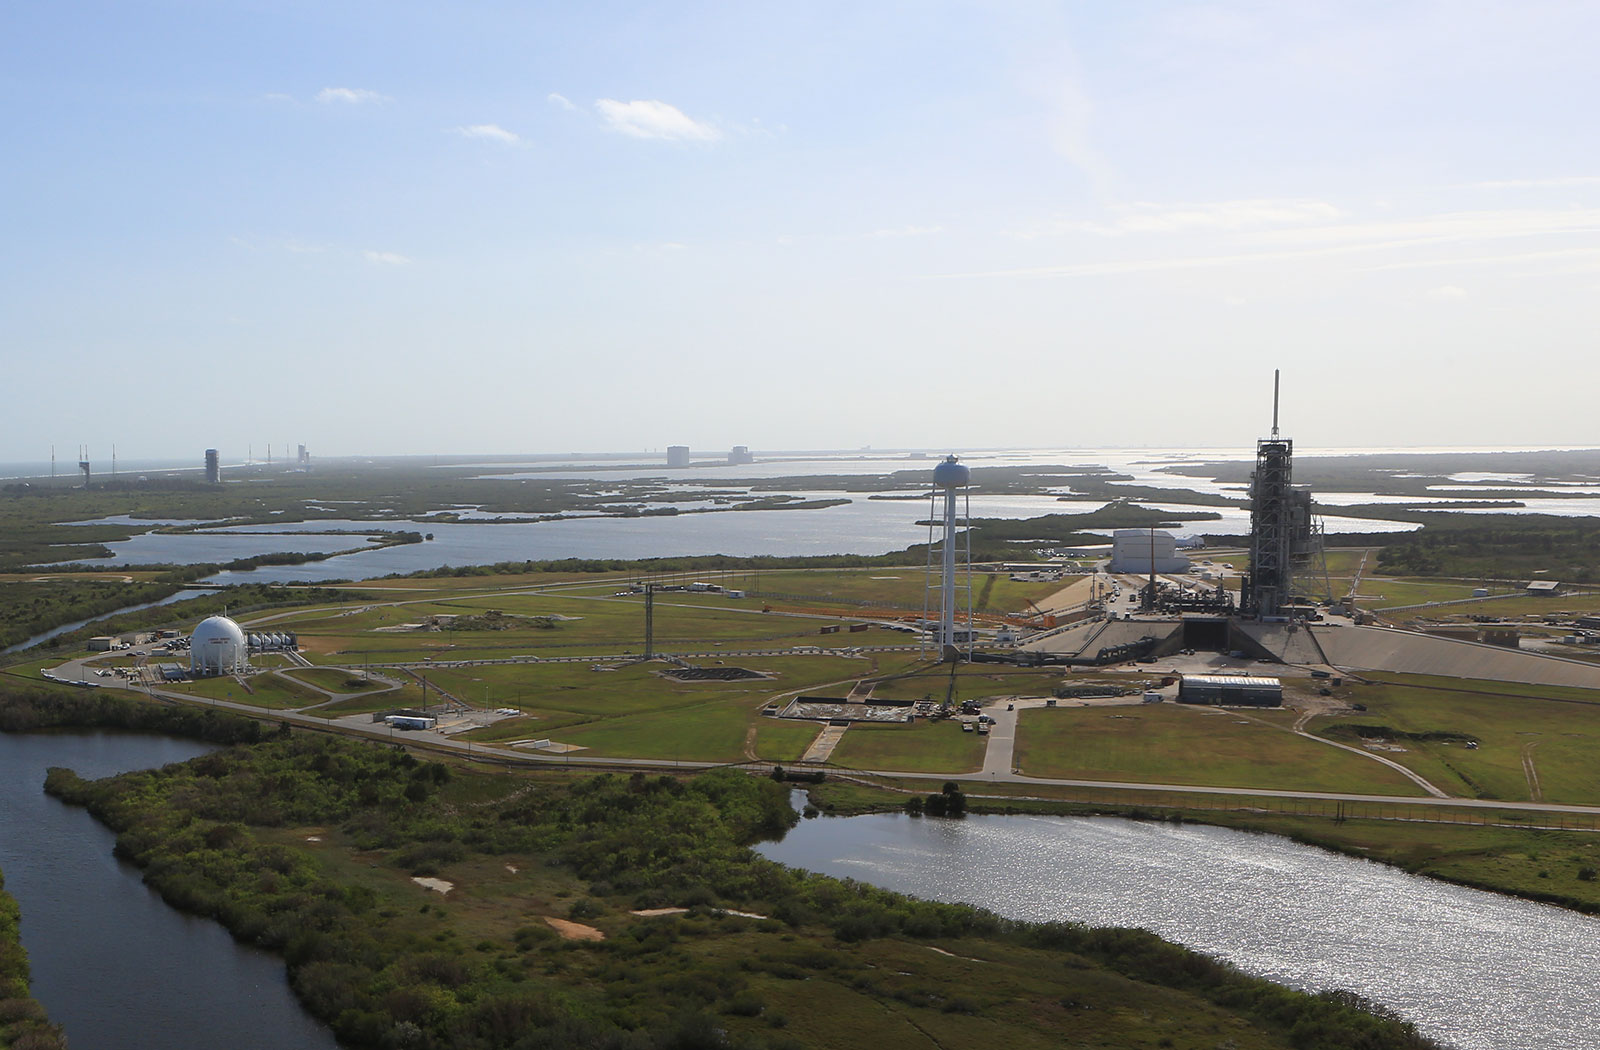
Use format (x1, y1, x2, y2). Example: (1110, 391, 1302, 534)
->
(190, 616, 247, 676)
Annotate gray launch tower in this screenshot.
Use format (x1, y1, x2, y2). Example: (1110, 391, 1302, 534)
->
(1245, 372, 1294, 619)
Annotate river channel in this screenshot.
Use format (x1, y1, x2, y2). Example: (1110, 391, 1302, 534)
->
(759, 807, 1600, 1050)
(0, 732, 339, 1050)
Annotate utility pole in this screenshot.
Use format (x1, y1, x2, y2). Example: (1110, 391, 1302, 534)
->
(1146, 528, 1157, 612)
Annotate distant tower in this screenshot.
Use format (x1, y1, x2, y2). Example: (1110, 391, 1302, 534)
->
(204, 449, 221, 485)
(1245, 371, 1293, 619)
(666, 445, 691, 468)
(78, 446, 90, 487)
(924, 456, 973, 662)
(297, 444, 310, 468)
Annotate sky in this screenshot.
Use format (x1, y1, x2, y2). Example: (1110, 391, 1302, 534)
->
(4, 1, 1599, 462)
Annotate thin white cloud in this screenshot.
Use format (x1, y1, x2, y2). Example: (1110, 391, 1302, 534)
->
(1427, 285, 1468, 301)
(1244, 208, 1600, 248)
(869, 225, 945, 239)
(1044, 199, 1342, 237)
(1473, 177, 1600, 190)
(547, 93, 575, 111)
(317, 87, 389, 105)
(363, 250, 411, 266)
(263, 92, 295, 103)
(939, 208, 1600, 280)
(1362, 247, 1600, 273)
(595, 99, 720, 141)
(455, 123, 520, 144)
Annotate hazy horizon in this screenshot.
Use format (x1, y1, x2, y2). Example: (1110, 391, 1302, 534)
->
(6, 3, 1598, 458)
(6, 441, 1600, 482)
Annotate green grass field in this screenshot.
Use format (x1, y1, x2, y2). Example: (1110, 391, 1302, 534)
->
(1357, 577, 1481, 608)
(162, 670, 327, 709)
(828, 718, 986, 773)
(1309, 674, 1600, 804)
(1014, 704, 1425, 794)
(754, 567, 1069, 614)
(280, 666, 386, 695)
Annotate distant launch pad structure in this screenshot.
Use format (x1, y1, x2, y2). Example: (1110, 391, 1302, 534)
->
(924, 456, 973, 662)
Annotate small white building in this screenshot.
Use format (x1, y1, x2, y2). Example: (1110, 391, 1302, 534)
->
(1108, 529, 1191, 574)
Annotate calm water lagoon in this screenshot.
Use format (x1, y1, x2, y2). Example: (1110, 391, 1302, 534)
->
(760, 809, 1600, 1050)
(0, 733, 339, 1050)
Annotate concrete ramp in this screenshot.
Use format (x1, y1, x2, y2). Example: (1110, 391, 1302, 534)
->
(1309, 624, 1600, 690)
(1234, 621, 1329, 667)
(1018, 619, 1109, 658)
(1020, 619, 1181, 662)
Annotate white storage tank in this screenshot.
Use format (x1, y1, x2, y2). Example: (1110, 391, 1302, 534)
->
(190, 616, 247, 676)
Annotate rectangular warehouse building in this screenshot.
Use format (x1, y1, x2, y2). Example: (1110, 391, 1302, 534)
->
(1108, 529, 1191, 574)
(1178, 674, 1282, 706)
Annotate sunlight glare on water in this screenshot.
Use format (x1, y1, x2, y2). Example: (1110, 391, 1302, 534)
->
(759, 812, 1600, 1050)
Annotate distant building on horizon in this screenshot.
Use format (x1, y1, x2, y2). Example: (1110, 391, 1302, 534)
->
(667, 445, 691, 468)
(729, 445, 753, 465)
(204, 449, 221, 484)
(297, 444, 310, 468)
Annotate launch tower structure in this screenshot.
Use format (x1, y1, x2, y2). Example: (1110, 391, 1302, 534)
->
(1246, 372, 1294, 619)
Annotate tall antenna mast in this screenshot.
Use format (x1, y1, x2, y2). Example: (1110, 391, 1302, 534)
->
(1271, 368, 1281, 439)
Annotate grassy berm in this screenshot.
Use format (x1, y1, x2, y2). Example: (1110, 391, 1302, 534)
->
(33, 710, 1439, 1050)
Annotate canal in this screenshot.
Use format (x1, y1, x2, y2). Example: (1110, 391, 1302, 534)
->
(0, 732, 339, 1050)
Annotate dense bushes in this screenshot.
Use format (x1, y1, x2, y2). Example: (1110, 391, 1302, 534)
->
(0, 870, 66, 1050)
(0, 684, 273, 745)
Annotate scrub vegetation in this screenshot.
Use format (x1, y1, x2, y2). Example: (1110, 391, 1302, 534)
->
(26, 693, 1436, 1050)
(1377, 518, 1600, 581)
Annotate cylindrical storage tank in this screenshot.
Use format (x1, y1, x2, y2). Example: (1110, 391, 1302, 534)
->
(248, 633, 261, 648)
(189, 616, 247, 676)
(932, 456, 970, 489)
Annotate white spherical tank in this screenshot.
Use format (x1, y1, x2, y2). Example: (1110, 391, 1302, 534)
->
(190, 615, 247, 676)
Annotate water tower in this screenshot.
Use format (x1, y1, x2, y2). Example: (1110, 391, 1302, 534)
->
(923, 455, 973, 662)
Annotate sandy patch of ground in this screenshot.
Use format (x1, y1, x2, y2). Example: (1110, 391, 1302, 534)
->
(545, 917, 604, 941)
(412, 877, 454, 894)
(629, 907, 769, 920)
